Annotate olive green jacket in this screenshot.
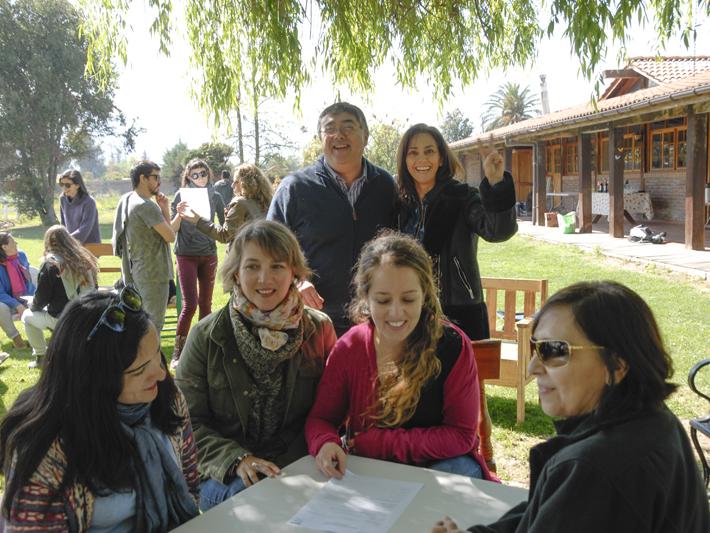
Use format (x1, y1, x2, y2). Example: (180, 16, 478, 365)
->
(176, 305, 336, 483)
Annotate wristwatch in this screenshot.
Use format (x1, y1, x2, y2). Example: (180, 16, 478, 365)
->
(231, 452, 250, 476)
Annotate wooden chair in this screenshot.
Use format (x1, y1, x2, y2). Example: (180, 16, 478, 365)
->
(688, 358, 710, 490)
(83, 243, 121, 289)
(482, 277, 548, 423)
(472, 339, 501, 471)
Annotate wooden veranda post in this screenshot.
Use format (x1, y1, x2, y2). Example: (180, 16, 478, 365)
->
(577, 133, 593, 233)
(608, 126, 625, 238)
(534, 141, 546, 226)
(686, 107, 708, 250)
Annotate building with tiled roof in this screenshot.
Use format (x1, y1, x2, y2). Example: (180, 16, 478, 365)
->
(451, 56, 709, 250)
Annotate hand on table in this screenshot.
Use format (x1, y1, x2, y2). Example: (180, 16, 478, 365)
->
(297, 280, 324, 310)
(315, 442, 347, 480)
(479, 139, 504, 184)
(236, 455, 281, 487)
(432, 516, 465, 533)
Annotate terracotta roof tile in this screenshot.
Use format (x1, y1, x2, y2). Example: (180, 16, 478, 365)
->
(628, 56, 710, 84)
(451, 69, 710, 149)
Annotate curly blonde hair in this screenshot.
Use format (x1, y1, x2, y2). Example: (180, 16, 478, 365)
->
(234, 164, 273, 211)
(349, 231, 444, 428)
(43, 225, 98, 287)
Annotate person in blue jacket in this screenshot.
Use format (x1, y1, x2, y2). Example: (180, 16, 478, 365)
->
(0, 232, 36, 349)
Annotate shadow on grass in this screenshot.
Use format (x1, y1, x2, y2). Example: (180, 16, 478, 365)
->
(487, 395, 555, 437)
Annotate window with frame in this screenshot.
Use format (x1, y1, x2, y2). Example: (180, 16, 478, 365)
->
(649, 118, 687, 170)
(564, 141, 578, 174)
(598, 135, 609, 173)
(623, 130, 642, 171)
(546, 144, 561, 174)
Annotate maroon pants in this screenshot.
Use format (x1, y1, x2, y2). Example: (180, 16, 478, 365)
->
(176, 254, 218, 336)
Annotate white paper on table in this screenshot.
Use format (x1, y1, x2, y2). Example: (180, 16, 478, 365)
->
(179, 188, 210, 220)
(287, 470, 423, 533)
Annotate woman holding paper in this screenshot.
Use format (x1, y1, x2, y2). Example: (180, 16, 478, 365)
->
(178, 164, 272, 251)
(169, 159, 225, 370)
(305, 232, 496, 482)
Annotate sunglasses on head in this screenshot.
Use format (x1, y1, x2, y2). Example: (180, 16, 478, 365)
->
(529, 338, 604, 368)
(87, 286, 143, 341)
(190, 170, 208, 180)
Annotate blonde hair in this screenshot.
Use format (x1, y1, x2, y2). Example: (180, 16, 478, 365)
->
(234, 164, 273, 211)
(43, 225, 98, 287)
(220, 219, 310, 293)
(350, 231, 444, 428)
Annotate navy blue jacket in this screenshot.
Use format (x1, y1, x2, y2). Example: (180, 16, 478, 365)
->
(268, 157, 396, 333)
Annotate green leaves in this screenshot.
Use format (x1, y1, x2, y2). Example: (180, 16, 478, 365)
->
(78, 0, 699, 120)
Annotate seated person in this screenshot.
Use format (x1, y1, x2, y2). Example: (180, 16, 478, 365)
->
(22, 225, 98, 368)
(0, 289, 199, 530)
(176, 219, 336, 511)
(431, 281, 709, 533)
(306, 232, 495, 481)
(0, 232, 36, 349)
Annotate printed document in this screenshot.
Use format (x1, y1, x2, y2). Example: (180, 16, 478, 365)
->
(288, 470, 422, 533)
(179, 187, 210, 220)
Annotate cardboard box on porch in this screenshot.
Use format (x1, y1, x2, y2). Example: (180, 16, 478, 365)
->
(545, 212, 558, 227)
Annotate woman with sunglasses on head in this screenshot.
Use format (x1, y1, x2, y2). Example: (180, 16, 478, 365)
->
(176, 219, 336, 511)
(21, 225, 98, 369)
(0, 288, 200, 531)
(306, 232, 496, 482)
(432, 281, 709, 533)
(177, 163, 272, 251)
(0, 232, 36, 350)
(168, 159, 226, 370)
(58, 169, 101, 244)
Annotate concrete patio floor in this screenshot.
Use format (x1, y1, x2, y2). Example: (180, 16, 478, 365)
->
(516, 217, 710, 281)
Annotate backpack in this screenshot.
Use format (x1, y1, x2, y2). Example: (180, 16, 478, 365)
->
(628, 225, 666, 244)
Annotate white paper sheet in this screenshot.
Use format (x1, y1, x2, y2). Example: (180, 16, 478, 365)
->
(179, 188, 210, 220)
(288, 470, 423, 533)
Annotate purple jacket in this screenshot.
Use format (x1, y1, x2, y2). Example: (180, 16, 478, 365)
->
(60, 193, 101, 244)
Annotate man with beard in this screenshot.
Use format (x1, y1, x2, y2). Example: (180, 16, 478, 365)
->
(112, 160, 176, 331)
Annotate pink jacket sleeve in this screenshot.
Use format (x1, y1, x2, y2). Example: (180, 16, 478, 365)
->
(305, 342, 350, 456)
(352, 337, 479, 464)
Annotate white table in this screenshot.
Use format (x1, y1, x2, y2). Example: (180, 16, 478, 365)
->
(173, 455, 528, 532)
(576, 192, 654, 223)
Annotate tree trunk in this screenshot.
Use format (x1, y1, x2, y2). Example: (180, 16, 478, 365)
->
(236, 102, 244, 164)
(40, 168, 59, 226)
(253, 104, 260, 166)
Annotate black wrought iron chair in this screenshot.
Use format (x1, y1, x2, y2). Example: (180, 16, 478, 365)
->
(688, 357, 710, 488)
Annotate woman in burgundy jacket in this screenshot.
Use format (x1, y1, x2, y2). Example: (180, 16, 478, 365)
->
(305, 232, 495, 482)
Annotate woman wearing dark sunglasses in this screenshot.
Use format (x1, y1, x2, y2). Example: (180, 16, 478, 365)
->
(0, 290, 200, 531)
(176, 219, 336, 511)
(168, 159, 226, 370)
(58, 169, 101, 244)
(432, 281, 708, 533)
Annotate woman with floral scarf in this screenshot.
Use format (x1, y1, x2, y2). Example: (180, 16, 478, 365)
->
(176, 219, 336, 511)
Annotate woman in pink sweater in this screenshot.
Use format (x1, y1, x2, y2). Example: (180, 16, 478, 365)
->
(305, 232, 495, 481)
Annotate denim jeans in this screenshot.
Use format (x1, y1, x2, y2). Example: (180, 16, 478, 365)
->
(199, 477, 247, 512)
(429, 454, 484, 479)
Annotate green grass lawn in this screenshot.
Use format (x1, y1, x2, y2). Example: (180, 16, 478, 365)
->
(1, 200, 708, 487)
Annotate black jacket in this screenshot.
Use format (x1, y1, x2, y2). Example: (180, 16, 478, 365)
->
(468, 407, 710, 532)
(398, 173, 517, 307)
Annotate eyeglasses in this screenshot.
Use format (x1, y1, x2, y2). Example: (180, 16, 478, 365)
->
(190, 170, 208, 180)
(87, 286, 143, 341)
(146, 173, 161, 180)
(60, 182, 75, 188)
(320, 123, 358, 136)
(529, 338, 604, 368)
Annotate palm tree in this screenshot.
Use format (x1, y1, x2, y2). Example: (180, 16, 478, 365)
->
(482, 82, 540, 131)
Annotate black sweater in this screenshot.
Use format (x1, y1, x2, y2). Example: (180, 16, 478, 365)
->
(468, 407, 709, 532)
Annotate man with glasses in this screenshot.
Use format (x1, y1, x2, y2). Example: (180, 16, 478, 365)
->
(112, 160, 175, 332)
(268, 102, 396, 335)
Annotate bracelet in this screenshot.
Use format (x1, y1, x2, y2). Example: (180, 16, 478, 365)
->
(232, 452, 250, 475)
